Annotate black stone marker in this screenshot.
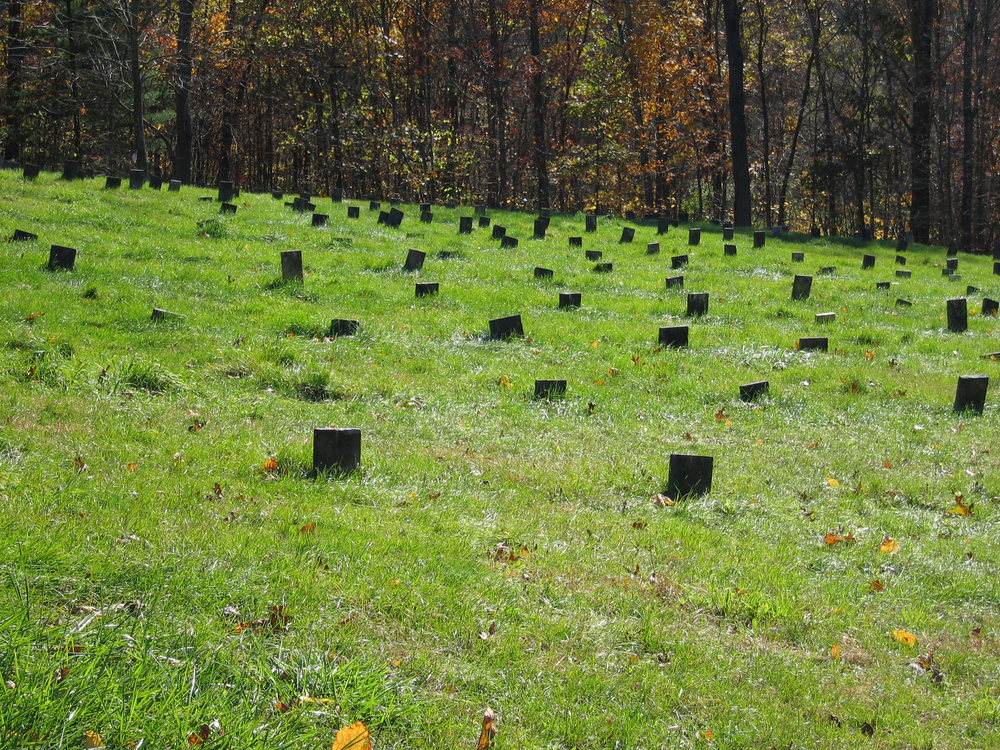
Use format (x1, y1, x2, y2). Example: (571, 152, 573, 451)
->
(968, 285, 979, 295)
(947, 298, 968, 333)
(876, 282, 891, 290)
(492, 225, 506, 240)
(533, 379, 566, 399)
(724, 244, 737, 257)
(313, 427, 361, 475)
(281, 250, 303, 282)
(489, 314, 524, 340)
(312, 213, 328, 227)
(665, 275, 684, 289)
(810, 226, 820, 238)
(586, 215, 597, 232)
(502, 236, 519, 249)
(679, 211, 690, 222)
(420, 211, 433, 223)
(947, 257, 959, 270)
(219, 203, 237, 215)
(347, 206, 360, 218)
(128, 169, 144, 190)
(665, 453, 713, 498)
(593, 262, 613, 273)
(48, 245, 76, 270)
(168, 180, 181, 192)
(386, 208, 404, 227)
(816, 312, 836, 323)
(982, 298, 998, 316)
(105, 176, 121, 189)
(200, 196, 214, 202)
(460, 216, 474, 234)
(994, 242, 1000, 260)
(950, 274, 962, 282)
(533, 218, 547, 239)
(792, 252, 804, 262)
(539, 208, 552, 218)
(792, 274, 812, 300)
(404, 248, 425, 272)
(620, 227, 635, 243)
(862, 254, 875, 269)
(369, 200, 380, 211)
(897, 238, 908, 252)
(994, 262, 1000, 276)
(896, 298, 913, 307)
(798, 337, 828, 351)
(647, 242, 660, 255)
(687, 292, 709, 317)
(671, 254, 689, 269)
(415, 282, 439, 297)
(723, 226, 734, 241)
(657, 218, 670, 235)
(419, 202, 431, 212)
(586, 250, 603, 261)
(151, 308, 185, 321)
(377, 211, 390, 225)
(444, 202, 457, 209)
(688, 228, 701, 246)
(625, 210, 636, 221)
(896, 270, 911, 279)
(329, 319, 360, 337)
(331, 188, 342, 202)
(954, 375, 989, 413)
(534, 267, 554, 279)
(753, 230, 765, 248)
(271, 190, 283, 199)
(559, 292, 581, 308)
(479, 216, 491, 228)
(294, 198, 315, 212)
(942, 268, 953, 277)
(61, 160, 79, 180)
(148, 175, 162, 190)
(437, 250, 457, 259)
(389, 199, 400, 206)
(22, 165, 39, 179)
(740, 380, 769, 402)
(896, 255, 906, 265)
(659, 325, 689, 348)
(12, 229, 37, 242)
(570, 236, 583, 247)
(819, 266, 836, 275)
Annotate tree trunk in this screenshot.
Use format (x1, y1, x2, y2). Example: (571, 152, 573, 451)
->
(908, 0, 936, 244)
(959, 0, 976, 252)
(723, 0, 752, 226)
(174, 0, 194, 183)
(128, 0, 147, 174)
(754, 0, 771, 227)
(528, 0, 549, 210)
(4, 0, 25, 160)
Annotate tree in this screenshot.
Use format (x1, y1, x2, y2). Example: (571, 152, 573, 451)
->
(723, 0, 752, 225)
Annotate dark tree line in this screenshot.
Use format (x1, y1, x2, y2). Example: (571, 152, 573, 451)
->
(3, 0, 1000, 249)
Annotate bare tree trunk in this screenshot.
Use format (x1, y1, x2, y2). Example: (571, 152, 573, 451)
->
(128, 0, 147, 173)
(4, 0, 26, 160)
(723, 0, 752, 226)
(959, 0, 976, 251)
(174, 0, 194, 183)
(909, 0, 936, 244)
(528, 0, 549, 210)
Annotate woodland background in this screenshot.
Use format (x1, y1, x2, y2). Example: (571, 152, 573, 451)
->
(2, 0, 999, 249)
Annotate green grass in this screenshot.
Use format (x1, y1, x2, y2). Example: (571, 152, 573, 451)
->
(1, 171, 999, 748)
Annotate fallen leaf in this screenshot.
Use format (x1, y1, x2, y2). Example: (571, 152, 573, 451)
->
(188, 420, 205, 432)
(824, 533, 843, 545)
(879, 536, 899, 554)
(947, 494, 973, 516)
(714, 409, 728, 422)
(477, 708, 497, 750)
(652, 493, 674, 507)
(262, 458, 279, 472)
(805, 441, 819, 449)
(84, 731, 105, 749)
(25, 312, 45, 321)
(869, 579, 884, 592)
(683, 432, 694, 440)
(831, 644, 841, 659)
(703, 729, 714, 740)
(861, 720, 875, 737)
(892, 629, 917, 648)
(826, 477, 840, 487)
(632, 521, 646, 529)
(299, 522, 316, 535)
(883, 461, 893, 469)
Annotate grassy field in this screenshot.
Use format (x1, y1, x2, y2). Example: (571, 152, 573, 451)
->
(1, 170, 999, 749)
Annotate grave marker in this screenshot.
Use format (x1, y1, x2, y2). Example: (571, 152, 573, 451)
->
(687, 292, 709, 317)
(792, 252, 804, 262)
(688, 228, 701, 246)
(896, 298, 913, 307)
(947, 257, 959, 270)
(475, 205, 487, 216)
(679, 211, 690, 222)
(994, 262, 1000, 276)
(559, 292, 581, 308)
(271, 190, 283, 199)
(12, 229, 37, 242)
(967, 285, 979, 295)
(220, 203, 237, 215)
(904, 231, 914, 243)
(620, 227, 635, 243)
(723, 226, 734, 241)
(347, 206, 360, 218)
(460, 216, 474, 234)
(421, 211, 433, 223)
(377, 211, 390, 224)
(739, 381, 769, 401)
(665, 453, 713, 498)
(982, 298, 998, 316)
(404, 248, 426, 272)
(151, 308, 186, 321)
(331, 188, 342, 202)
(419, 202, 431, 212)
(369, 201, 380, 211)
(479, 216, 491, 228)
(810, 226, 820, 238)
(533, 380, 567, 399)
(647, 242, 660, 255)
(294, 198, 315, 212)
(534, 267, 554, 279)
(819, 266, 836, 275)
(501, 236, 519, 249)
(658, 325, 689, 348)
(753, 230, 765, 248)
(665, 275, 684, 289)
(492, 225, 507, 240)
(415, 282, 439, 297)
(949, 274, 962, 282)
(586, 215, 597, 232)
(876, 282, 891, 290)
(896, 270, 911, 279)
(533, 218, 547, 239)
(313, 427, 361, 475)
(657, 218, 670, 235)
(896, 255, 906, 265)
(329, 319, 360, 337)
(437, 250, 457, 259)
(281, 250, 303, 282)
(22, 165, 39, 179)
(792, 274, 812, 300)
(200, 196, 214, 202)
(593, 263, 613, 273)
(724, 244, 737, 257)
(862, 254, 875, 269)
(798, 337, 828, 351)
(61, 160, 80, 180)
(149, 175, 162, 190)
(386, 208, 404, 227)
(444, 202, 457, 209)
(168, 180, 181, 192)
(947, 298, 968, 333)
(48, 245, 76, 270)
(586, 250, 603, 261)
(671, 255, 689, 269)
(816, 312, 836, 323)
(312, 213, 328, 227)
(130, 169, 146, 189)
(569, 236, 583, 247)
(953, 375, 989, 413)
(489, 314, 524, 340)
(105, 176, 121, 189)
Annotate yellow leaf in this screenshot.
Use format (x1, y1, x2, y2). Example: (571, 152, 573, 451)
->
(947, 495, 973, 516)
(84, 731, 105, 749)
(830, 644, 841, 659)
(826, 477, 840, 487)
(703, 729, 714, 740)
(127, 463, 138, 472)
(892, 629, 917, 648)
(477, 707, 497, 750)
(332, 721, 371, 750)
(824, 533, 843, 545)
(879, 536, 899, 554)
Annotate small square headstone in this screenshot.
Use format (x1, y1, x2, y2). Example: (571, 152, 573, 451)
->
(105, 176, 121, 190)
(130, 169, 146, 189)
(810, 226, 820, 238)
(312, 213, 328, 227)
(792, 275, 812, 300)
(460, 216, 474, 234)
(419, 202, 431, 212)
(586, 250, 602, 261)
(331, 188, 342, 202)
(151, 308, 186, 321)
(420, 211, 433, 223)
(539, 208, 551, 218)
(389, 198, 401, 206)
(168, 180, 181, 192)
(994, 261, 1000, 276)
(687, 292, 708, 317)
(770, 225, 785, 237)
(217, 180, 234, 201)
(665, 453, 713, 498)
(12, 229, 37, 242)
(993, 242, 1000, 260)
(657, 218, 670, 235)
(679, 211, 689, 223)
(819, 266, 836, 275)
(489, 314, 524, 340)
(947, 257, 959, 270)
(271, 190, 283, 199)
(219, 202, 237, 215)
(620, 227, 635, 243)
(569, 237, 583, 247)
(22, 164, 39, 179)
(492, 225, 506, 240)
(896, 298, 913, 307)
(479, 216, 491, 228)
(981, 298, 998, 316)
(876, 282, 891, 290)
(294, 198, 315, 212)
(896, 255, 906, 265)
(949, 274, 962, 282)
(724, 244, 737, 257)
(798, 337, 828, 351)
(625, 210, 636, 221)
(347, 206, 360, 218)
(386, 208, 404, 227)
(723, 226, 734, 241)
(688, 228, 701, 246)
(329, 319, 360, 337)
(896, 269, 911, 279)
(658, 325, 688, 348)
(559, 292, 581, 308)
(665, 275, 684, 289)
(753, 230, 765, 248)
(48, 245, 77, 270)
(739, 381, 769, 402)
(377, 211, 389, 225)
(501, 236, 519, 249)
(815, 312, 836, 323)
(533, 379, 567, 399)
(671, 255, 689, 269)
(313, 427, 361, 475)
(415, 282, 439, 297)
(200, 196, 214, 202)
(148, 175, 162, 190)
(369, 201, 380, 211)
(904, 231, 914, 243)
(534, 267, 553, 279)
(791, 252, 804, 262)
(647, 242, 660, 255)
(954, 375, 989, 413)
(61, 160, 80, 180)
(444, 202, 457, 209)
(533, 218, 547, 239)
(586, 215, 597, 232)
(593, 262, 613, 273)
(967, 285, 979, 295)
(947, 298, 968, 333)
(862, 254, 875, 269)
(281, 250, 303, 282)
(404, 248, 426, 272)
(475, 204, 487, 215)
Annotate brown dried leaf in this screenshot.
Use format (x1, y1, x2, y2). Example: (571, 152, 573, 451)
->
(477, 708, 497, 750)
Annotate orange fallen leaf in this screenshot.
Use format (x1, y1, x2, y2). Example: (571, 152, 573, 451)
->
(826, 477, 840, 487)
(703, 730, 714, 740)
(714, 409, 728, 422)
(892, 629, 917, 648)
(824, 533, 843, 545)
(651, 493, 674, 507)
(830, 644, 841, 659)
(805, 441, 819, 449)
(869, 579, 884, 592)
(477, 708, 497, 750)
(299, 523, 316, 535)
(947, 494, 973, 516)
(127, 463, 138, 472)
(883, 461, 893, 469)
(879, 536, 899, 554)
(262, 458, 279, 472)
(188, 420, 205, 432)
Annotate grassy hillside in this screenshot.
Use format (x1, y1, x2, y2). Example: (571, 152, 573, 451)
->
(1, 170, 999, 749)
